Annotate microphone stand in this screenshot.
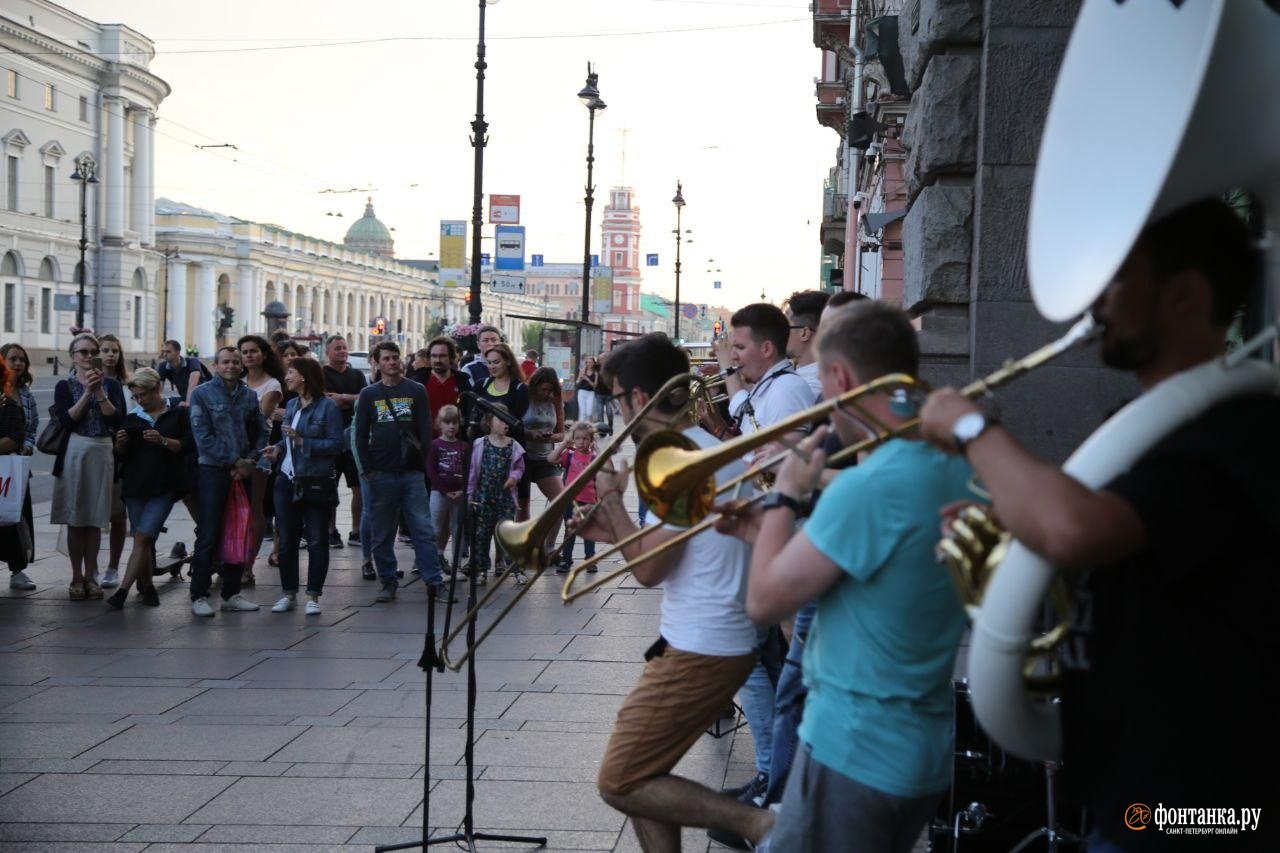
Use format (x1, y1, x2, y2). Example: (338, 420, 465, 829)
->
(376, 403, 545, 852)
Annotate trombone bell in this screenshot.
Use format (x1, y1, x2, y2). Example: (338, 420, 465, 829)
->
(633, 431, 718, 528)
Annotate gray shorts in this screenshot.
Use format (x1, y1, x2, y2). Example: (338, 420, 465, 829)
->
(764, 746, 942, 853)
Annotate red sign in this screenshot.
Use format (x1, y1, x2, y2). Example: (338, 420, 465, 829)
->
(489, 194, 520, 224)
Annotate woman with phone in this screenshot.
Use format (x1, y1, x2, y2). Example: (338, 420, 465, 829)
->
(2, 343, 37, 584)
(51, 334, 125, 600)
(110, 368, 191, 609)
(261, 358, 342, 614)
(98, 334, 130, 590)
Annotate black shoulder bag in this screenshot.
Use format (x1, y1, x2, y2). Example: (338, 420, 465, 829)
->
(288, 403, 339, 506)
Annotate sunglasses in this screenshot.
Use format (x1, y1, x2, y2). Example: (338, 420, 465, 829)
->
(73, 348, 100, 357)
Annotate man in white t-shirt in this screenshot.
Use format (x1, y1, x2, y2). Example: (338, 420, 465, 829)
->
(579, 333, 773, 851)
(783, 290, 831, 400)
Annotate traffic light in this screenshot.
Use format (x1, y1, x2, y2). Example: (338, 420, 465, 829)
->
(218, 305, 235, 332)
(373, 318, 386, 335)
(712, 320, 723, 337)
(464, 291, 472, 304)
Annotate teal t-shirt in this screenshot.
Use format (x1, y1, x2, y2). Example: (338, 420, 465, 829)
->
(800, 439, 973, 798)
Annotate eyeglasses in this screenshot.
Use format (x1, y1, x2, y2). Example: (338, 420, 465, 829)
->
(788, 324, 811, 331)
(73, 348, 99, 357)
(606, 389, 630, 414)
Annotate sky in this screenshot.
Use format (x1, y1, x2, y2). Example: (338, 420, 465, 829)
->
(64, 0, 837, 308)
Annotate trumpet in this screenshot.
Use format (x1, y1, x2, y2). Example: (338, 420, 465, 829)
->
(435, 370, 718, 671)
(560, 314, 1101, 604)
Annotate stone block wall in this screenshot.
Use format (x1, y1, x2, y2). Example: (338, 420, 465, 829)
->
(898, 0, 1133, 461)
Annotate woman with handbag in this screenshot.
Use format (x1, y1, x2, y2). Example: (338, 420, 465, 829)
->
(0, 357, 30, 588)
(262, 357, 342, 615)
(109, 368, 191, 609)
(2, 343, 37, 586)
(50, 334, 125, 600)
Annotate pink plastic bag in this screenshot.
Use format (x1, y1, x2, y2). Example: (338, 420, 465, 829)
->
(217, 479, 254, 566)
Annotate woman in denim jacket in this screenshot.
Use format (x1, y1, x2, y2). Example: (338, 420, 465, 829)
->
(262, 358, 342, 615)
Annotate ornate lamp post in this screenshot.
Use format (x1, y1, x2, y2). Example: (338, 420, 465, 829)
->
(70, 154, 99, 332)
(468, 0, 500, 325)
(578, 63, 606, 325)
(672, 181, 685, 342)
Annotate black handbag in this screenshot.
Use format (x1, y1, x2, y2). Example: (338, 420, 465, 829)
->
(292, 474, 338, 506)
(36, 404, 63, 455)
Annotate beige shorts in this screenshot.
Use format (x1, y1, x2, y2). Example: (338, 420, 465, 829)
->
(597, 646, 755, 797)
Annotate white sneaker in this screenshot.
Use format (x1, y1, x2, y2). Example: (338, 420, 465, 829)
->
(100, 568, 120, 589)
(191, 597, 216, 617)
(220, 594, 261, 612)
(271, 595, 296, 613)
(304, 600, 322, 615)
(9, 571, 35, 590)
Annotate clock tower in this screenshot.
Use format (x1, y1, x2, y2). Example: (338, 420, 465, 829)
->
(600, 186, 642, 332)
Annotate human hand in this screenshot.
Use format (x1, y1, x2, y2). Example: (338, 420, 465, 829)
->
(594, 459, 631, 500)
(503, 477, 517, 491)
(713, 336, 732, 366)
(261, 446, 279, 462)
(713, 499, 763, 543)
(919, 389, 982, 453)
(231, 458, 255, 480)
(83, 368, 103, 393)
(448, 490, 462, 500)
(142, 429, 164, 445)
(114, 429, 128, 449)
(775, 427, 829, 498)
(20, 446, 32, 456)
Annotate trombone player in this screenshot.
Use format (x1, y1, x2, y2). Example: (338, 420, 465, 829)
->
(920, 200, 1277, 852)
(574, 333, 776, 852)
(716, 301, 975, 852)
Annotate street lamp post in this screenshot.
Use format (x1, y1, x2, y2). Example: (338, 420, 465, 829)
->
(468, 0, 499, 326)
(672, 181, 685, 342)
(70, 154, 98, 333)
(578, 63, 606, 325)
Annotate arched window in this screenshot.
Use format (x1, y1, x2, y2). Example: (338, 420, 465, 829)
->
(1, 251, 22, 277)
(39, 256, 58, 281)
(132, 267, 147, 290)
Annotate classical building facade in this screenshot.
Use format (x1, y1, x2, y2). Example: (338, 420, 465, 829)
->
(0, 0, 168, 358)
(156, 198, 546, 355)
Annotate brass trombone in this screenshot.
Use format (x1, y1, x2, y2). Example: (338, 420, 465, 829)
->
(435, 370, 721, 671)
(559, 314, 1101, 604)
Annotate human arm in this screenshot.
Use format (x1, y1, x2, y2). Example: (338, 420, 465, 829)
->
(187, 387, 217, 458)
(578, 459, 687, 586)
(184, 367, 201, 404)
(466, 439, 482, 499)
(303, 400, 344, 458)
(714, 337, 746, 398)
(507, 440, 526, 484)
(354, 390, 374, 476)
(21, 391, 37, 453)
(0, 400, 23, 453)
(413, 386, 433, 464)
(920, 389, 1145, 570)
(257, 385, 282, 421)
(102, 379, 125, 425)
(426, 440, 446, 492)
(247, 395, 271, 473)
(60, 377, 93, 425)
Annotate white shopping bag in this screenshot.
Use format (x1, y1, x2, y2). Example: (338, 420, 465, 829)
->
(0, 454, 31, 525)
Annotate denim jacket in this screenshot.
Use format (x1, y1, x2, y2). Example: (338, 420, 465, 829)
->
(189, 378, 270, 470)
(273, 396, 342, 479)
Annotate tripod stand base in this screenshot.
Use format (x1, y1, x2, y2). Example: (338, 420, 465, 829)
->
(375, 829, 547, 852)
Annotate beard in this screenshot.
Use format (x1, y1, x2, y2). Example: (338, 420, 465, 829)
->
(1099, 331, 1156, 371)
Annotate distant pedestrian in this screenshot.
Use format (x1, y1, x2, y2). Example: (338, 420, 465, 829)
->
(521, 349, 539, 381)
(354, 341, 451, 603)
(265, 340, 304, 568)
(51, 334, 125, 600)
(0, 356, 30, 590)
(462, 325, 504, 387)
(187, 346, 269, 617)
(2, 343, 37, 580)
(554, 420, 599, 574)
(99, 333, 130, 590)
(576, 356, 600, 422)
(263, 358, 342, 615)
(109, 368, 191, 609)
(323, 335, 367, 548)
(427, 405, 467, 576)
(238, 334, 284, 587)
(466, 404, 524, 586)
(156, 339, 210, 403)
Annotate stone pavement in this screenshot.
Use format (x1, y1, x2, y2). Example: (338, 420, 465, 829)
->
(0, 480, 759, 851)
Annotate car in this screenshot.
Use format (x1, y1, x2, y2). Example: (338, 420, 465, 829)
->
(347, 351, 371, 375)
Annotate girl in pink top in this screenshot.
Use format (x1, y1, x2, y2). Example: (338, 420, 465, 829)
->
(554, 421, 598, 573)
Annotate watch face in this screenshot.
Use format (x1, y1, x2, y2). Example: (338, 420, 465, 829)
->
(954, 412, 985, 445)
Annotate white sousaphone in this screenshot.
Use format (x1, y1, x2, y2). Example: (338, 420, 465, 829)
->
(966, 0, 1280, 762)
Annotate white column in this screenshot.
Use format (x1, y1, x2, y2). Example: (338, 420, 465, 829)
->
(236, 263, 254, 333)
(146, 115, 157, 245)
(130, 108, 151, 246)
(104, 96, 125, 241)
(196, 263, 217, 356)
(167, 257, 188, 344)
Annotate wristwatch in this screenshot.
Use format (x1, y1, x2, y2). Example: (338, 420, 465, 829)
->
(761, 491, 804, 515)
(952, 411, 999, 455)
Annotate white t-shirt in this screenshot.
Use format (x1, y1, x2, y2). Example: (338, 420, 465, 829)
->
(658, 426, 757, 657)
(795, 361, 823, 400)
(281, 410, 302, 479)
(728, 359, 815, 435)
(247, 375, 282, 402)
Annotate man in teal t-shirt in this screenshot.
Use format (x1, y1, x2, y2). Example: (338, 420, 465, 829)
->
(721, 302, 972, 852)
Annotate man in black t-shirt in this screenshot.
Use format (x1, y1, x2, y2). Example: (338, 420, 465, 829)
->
(157, 339, 211, 403)
(921, 199, 1277, 852)
(323, 335, 368, 551)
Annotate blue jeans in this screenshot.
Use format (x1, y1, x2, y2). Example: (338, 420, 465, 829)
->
(124, 494, 177, 539)
(274, 475, 331, 596)
(365, 471, 441, 586)
(189, 465, 242, 602)
(739, 660, 775, 777)
(764, 601, 815, 806)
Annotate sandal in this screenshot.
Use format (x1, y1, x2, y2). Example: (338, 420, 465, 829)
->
(83, 581, 104, 600)
(267, 553, 280, 568)
(68, 582, 87, 600)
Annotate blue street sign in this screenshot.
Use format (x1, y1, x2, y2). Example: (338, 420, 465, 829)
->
(590, 254, 599, 267)
(494, 225, 526, 271)
(480, 253, 491, 265)
(646, 253, 659, 266)
(713, 280, 722, 289)
(531, 254, 544, 267)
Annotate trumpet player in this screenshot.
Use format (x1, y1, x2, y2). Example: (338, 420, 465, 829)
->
(920, 200, 1277, 852)
(717, 302, 975, 852)
(575, 333, 776, 852)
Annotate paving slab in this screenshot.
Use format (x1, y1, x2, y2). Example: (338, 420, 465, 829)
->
(409, 779, 624, 833)
(0, 721, 130, 759)
(88, 651, 262, 680)
(270, 724, 467, 766)
(186, 776, 423, 826)
(0, 772, 235, 823)
(79, 723, 304, 762)
(1, 685, 204, 716)
(0, 651, 120, 684)
(166, 687, 358, 717)
(235, 655, 403, 687)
